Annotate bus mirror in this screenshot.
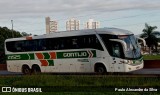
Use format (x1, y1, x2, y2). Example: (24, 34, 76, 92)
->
(137, 37, 146, 47)
(109, 39, 127, 51)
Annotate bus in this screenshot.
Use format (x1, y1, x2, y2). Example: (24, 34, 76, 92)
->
(5, 28, 144, 74)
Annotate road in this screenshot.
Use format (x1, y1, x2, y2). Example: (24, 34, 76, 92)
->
(130, 68, 160, 74)
(0, 68, 160, 75)
(0, 70, 22, 75)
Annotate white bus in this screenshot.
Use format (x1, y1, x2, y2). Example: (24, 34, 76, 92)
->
(5, 28, 144, 74)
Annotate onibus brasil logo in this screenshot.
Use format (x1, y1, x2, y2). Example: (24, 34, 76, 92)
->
(2, 87, 42, 92)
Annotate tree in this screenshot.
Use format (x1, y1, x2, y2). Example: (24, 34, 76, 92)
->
(0, 27, 22, 63)
(140, 23, 159, 54)
(21, 32, 32, 36)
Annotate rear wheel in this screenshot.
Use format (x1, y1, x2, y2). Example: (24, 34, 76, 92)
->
(31, 65, 41, 74)
(22, 65, 31, 75)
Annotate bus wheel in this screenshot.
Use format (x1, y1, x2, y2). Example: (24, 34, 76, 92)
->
(31, 65, 41, 74)
(22, 65, 31, 75)
(95, 64, 106, 74)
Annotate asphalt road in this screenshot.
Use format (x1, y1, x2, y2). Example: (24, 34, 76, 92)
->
(0, 69, 160, 75)
(0, 71, 22, 75)
(130, 68, 160, 74)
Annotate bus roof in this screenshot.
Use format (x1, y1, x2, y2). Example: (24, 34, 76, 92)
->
(5, 27, 133, 42)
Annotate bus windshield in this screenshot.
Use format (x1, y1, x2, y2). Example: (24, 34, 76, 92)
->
(100, 34, 142, 59)
(119, 35, 142, 59)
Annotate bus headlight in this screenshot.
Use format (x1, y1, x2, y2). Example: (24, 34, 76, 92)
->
(127, 60, 133, 64)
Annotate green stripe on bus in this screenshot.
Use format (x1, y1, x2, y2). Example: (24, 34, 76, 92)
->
(91, 50, 96, 57)
(43, 53, 50, 59)
(7, 54, 29, 60)
(6, 53, 35, 60)
(29, 53, 35, 59)
(6, 50, 96, 60)
(47, 60, 54, 66)
(57, 50, 96, 59)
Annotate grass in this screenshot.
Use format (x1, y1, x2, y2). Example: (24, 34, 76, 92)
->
(0, 75, 160, 94)
(0, 75, 160, 87)
(143, 55, 160, 60)
(0, 92, 159, 95)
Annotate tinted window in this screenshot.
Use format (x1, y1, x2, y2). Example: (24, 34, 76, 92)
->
(100, 34, 124, 58)
(6, 35, 103, 52)
(110, 42, 124, 58)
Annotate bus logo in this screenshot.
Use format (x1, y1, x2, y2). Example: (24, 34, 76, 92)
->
(57, 50, 96, 58)
(8, 55, 21, 60)
(63, 52, 87, 58)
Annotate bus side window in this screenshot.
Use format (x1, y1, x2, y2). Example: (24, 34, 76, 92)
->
(86, 35, 103, 51)
(95, 37, 103, 50)
(54, 41, 60, 50)
(40, 39, 47, 50)
(72, 38, 79, 49)
(58, 38, 64, 49)
(112, 43, 120, 57)
(7, 41, 17, 52)
(78, 36, 83, 49)
(15, 42, 21, 52)
(111, 42, 124, 58)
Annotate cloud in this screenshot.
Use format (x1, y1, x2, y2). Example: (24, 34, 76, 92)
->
(0, 0, 160, 19)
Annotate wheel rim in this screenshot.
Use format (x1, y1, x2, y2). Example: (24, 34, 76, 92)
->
(33, 68, 38, 74)
(32, 66, 40, 74)
(97, 67, 105, 73)
(24, 69, 30, 74)
(23, 67, 30, 74)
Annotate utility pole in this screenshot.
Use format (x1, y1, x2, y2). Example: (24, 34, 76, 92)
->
(11, 20, 14, 38)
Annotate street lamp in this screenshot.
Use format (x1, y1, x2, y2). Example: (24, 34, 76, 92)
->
(11, 20, 14, 38)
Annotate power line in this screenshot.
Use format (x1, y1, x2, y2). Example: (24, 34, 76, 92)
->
(113, 20, 160, 27)
(12, 10, 160, 28)
(22, 19, 160, 34)
(9, 10, 160, 33)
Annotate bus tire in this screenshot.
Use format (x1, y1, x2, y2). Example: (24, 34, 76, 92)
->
(94, 63, 107, 74)
(31, 65, 41, 74)
(22, 65, 31, 75)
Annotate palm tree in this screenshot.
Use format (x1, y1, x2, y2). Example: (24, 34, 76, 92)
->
(140, 23, 159, 54)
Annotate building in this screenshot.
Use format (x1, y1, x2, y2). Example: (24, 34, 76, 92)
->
(45, 17, 58, 34)
(66, 18, 80, 31)
(45, 17, 50, 34)
(85, 19, 100, 29)
(50, 21, 58, 32)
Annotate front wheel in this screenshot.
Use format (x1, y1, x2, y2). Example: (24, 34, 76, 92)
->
(95, 65, 106, 74)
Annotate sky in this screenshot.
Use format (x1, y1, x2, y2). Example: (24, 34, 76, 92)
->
(0, 0, 160, 35)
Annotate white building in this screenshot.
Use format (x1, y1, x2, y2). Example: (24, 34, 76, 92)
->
(85, 19, 100, 29)
(45, 17, 58, 34)
(66, 18, 80, 31)
(50, 21, 58, 32)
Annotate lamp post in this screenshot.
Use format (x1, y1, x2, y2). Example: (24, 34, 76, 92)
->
(11, 20, 14, 38)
